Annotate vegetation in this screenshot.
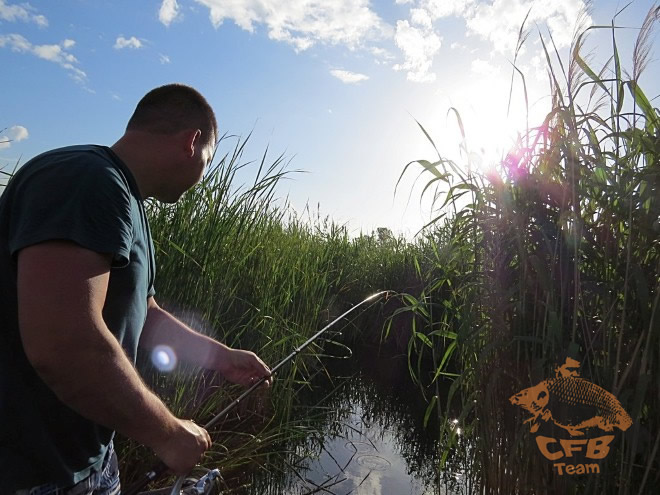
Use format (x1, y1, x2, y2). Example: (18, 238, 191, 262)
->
(395, 6, 659, 494)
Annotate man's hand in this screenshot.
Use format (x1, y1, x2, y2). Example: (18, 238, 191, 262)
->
(215, 348, 273, 387)
(153, 419, 212, 475)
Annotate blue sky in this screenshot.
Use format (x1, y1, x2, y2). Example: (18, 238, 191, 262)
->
(1, 0, 657, 237)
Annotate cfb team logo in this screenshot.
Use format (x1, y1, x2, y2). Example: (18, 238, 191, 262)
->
(510, 358, 632, 476)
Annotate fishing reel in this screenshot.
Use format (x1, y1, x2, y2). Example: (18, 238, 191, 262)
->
(171, 468, 224, 495)
(140, 467, 224, 495)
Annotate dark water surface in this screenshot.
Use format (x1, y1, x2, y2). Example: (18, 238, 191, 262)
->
(246, 344, 466, 495)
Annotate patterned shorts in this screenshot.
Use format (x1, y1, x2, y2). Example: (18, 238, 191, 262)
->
(14, 441, 121, 495)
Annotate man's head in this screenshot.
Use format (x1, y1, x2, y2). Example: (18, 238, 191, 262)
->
(126, 84, 217, 149)
(113, 84, 218, 202)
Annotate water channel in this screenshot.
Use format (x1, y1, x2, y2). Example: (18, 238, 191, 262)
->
(243, 343, 468, 495)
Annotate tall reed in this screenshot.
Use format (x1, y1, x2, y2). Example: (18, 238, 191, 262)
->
(397, 6, 659, 494)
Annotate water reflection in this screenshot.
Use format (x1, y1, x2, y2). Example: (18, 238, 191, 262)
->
(297, 401, 432, 494)
(244, 344, 466, 494)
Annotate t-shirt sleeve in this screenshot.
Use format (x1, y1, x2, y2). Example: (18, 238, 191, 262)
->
(8, 160, 134, 267)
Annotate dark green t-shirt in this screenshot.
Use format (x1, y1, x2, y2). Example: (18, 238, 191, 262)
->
(0, 145, 156, 490)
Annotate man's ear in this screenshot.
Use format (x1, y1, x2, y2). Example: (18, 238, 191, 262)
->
(183, 129, 202, 157)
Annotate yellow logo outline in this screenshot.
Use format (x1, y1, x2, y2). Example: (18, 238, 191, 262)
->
(509, 358, 633, 475)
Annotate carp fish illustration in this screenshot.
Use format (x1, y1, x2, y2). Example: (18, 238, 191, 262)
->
(509, 358, 633, 437)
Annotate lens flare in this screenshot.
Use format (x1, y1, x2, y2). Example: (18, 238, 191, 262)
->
(151, 344, 177, 372)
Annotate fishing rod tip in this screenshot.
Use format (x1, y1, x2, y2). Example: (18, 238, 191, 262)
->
(367, 290, 391, 301)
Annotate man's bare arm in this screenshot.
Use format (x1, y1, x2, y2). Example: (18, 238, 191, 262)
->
(17, 240, 210, 474)
(141, 298, 272, 386)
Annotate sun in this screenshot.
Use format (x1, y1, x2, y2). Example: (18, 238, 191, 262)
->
(430, 72, 549, 178)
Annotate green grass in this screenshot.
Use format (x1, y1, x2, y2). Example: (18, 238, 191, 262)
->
(394, 6, 659, 494)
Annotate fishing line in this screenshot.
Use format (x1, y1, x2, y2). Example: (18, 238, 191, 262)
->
(125, 290, 390, 495)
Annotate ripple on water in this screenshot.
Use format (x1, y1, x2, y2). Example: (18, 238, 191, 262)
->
(344, 440, 376, 454)
(356, 454, 391, 471)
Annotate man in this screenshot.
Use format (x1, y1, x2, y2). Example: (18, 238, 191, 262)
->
(0, 84, 272, 494)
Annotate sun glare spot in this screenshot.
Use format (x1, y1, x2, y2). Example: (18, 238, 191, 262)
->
(151, 344, 177, 372)
(427, 73, 548, 182)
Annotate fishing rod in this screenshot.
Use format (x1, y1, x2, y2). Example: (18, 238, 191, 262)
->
(125, 290, 390, 495)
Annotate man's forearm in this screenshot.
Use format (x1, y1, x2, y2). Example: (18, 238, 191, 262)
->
(140, 298, 272, 388)
(140, 302, 228, 369)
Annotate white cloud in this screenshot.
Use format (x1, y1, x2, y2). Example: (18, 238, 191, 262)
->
(114, 36, 143, 50)
(330, 69, 369, 83)
(471, 58, 498, 75)
(393, 19, 441, 82)
(0, 125, 28, 149)
(387, 0, 590, 85)
(371, 46, 396, 65)
(0, 34, 86, 83)
(33, 44, 76, 63)
(370, 46, 395, 60)
(421, 0, 590, 54)
(522, 53, 546, 82)
(159, 53, 171, 64)
(421, 0, 474, 19)
(368, 46, 396, 65)
(410, 8, 432, 29)
(0, 0, 47, 27)
(465, 1, 531, 53)
(159, 0, 181, 26)
(190, 0, 391, 51)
